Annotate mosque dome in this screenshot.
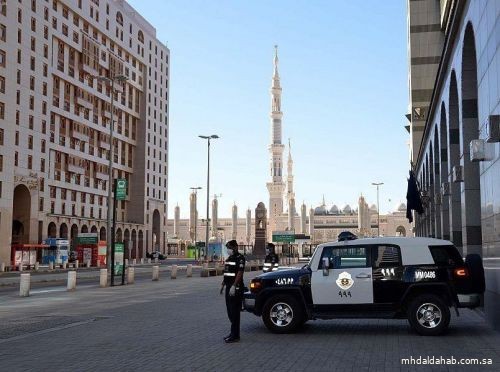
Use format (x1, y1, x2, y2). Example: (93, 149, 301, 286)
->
(370, 204, 378, 212)
(342, 204, 352, 214)
(397, 202, 407, 212)
(329, 205, 339, 214)
(314, 205, 327, 215)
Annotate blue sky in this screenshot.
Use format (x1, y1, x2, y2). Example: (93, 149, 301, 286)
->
(128, 0, 410, 219)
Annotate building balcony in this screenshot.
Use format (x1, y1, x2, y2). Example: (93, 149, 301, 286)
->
(99, 140, 110, 151)
(80, 62, 98, 77)
(71, 130, 89, 142)
(96, 171, 108, 180)
(68, 163, 85, 174)
(75, 95, 94, 110)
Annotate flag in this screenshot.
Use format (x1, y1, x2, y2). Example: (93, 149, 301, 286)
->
(406, 170, 424, 223)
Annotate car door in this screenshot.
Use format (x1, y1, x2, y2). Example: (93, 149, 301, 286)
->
(311, 245, 373, 305)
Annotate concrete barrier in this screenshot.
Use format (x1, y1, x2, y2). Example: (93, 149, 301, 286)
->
(0, 262, 4, 272)
(49, 262, 54, 270)
(147, 258, 152, 264)
(75, 260, 79, 269)
(18, 263, 23, 272)
(187, 264, 192, 277)
(152, 265, 159, 281)
(171, 265, 177, 279)
(125, 259, 129, 267)
(127, 267, 135, 284)
(34, 262, 39, 271)
(99, 269, 107, 287)
(19, 273, 30, 297)
(140, 258, 144, 264)
(132, 259, 136, 266)
(62, 262, 67, 269)
(86, 260, 91, 268)
(154, 258, 158, 264)
(67, 271, 77, 291)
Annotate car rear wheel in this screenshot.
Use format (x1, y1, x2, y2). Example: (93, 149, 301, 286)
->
(407, 294, 450, 336)
(262, 294, 303, 334)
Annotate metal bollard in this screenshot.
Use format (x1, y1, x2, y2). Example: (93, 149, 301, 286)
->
(171, 265, 177, 279)
(125, 258, 129, 267)
(18, 263, 23, 272)
(34, 262, 39, 271)
(154, 258, 158, 264)
(148, 258, 152, 264)
(140, 258, 144, 264)
(0, 262, 5, 272)
(186, 264, 192, 277)
(67, 271, 77, 291)
(86, 260, 91, 268)
(152, 265, 159, 281)
(132, 258, 136, 266)
(75, 260, 79, 269)
(19, 273, 30, 297)
(127, 267, 135, 284)
(49, 262, 54, 270)
(62, 262, 67, 269)
(99, 269, 107, 287)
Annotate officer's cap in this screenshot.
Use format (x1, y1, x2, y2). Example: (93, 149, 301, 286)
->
(226, 240, 238, 249)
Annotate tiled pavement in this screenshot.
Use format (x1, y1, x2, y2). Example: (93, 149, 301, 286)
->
(0, 272, 499, 371)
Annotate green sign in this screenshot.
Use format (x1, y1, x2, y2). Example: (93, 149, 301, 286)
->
(116, 179, 127, 200)
(75, 235, 98, 245)
(114, 242, 124, 275)
(272, 231, 295, 243)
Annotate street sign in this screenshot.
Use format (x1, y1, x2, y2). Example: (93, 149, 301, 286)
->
(114, 242, 124, 276)
(75, 233, 98, 245)
(115, 179, 127, 200)
(272, 230, 295, 243)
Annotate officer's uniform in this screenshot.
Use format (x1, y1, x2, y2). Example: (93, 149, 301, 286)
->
(224, 251, 245, 339)
(263, 252, 279, 272)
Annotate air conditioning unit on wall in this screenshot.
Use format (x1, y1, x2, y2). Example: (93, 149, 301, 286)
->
(470, 139, 486, 162)
(453, 165, 463, 183)
(486, 115, 500, 143)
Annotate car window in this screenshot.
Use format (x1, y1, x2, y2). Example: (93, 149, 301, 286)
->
(429, 245, 464, 266)
(319, 246, 369, 269)
(372, 245, 401, 268)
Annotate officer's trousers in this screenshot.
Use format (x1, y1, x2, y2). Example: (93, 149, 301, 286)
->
(225, 286, 242, 338)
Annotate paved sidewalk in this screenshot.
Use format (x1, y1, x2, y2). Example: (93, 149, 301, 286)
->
(0, 272, 499, 371)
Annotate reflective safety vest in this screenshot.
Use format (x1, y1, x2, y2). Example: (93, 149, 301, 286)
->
(223, 253, 245, 285)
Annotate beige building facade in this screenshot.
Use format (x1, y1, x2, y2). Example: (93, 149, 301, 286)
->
(0, 0, 169, 264)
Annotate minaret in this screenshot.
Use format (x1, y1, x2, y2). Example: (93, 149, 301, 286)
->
(308, 207, 315, 241)
(300, 202, 307, 234)
(246, 208, 252, 244)
(286, 139, 295, 205)
(189, 193, 197, 242)
(266, 45, 286, 239)
(231, 203, 238, 240)
(211, 196, 218, 238)
(174, 204, 180, 237)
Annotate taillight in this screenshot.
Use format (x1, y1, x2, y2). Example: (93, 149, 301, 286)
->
(250, 279, 262, 293)
(454, 267, 468, 277)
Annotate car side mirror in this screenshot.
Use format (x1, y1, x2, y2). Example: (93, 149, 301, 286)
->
(322, 257, 329, 276)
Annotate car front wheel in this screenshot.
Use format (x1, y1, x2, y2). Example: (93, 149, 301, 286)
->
(407, 294, 450, 336)
(262, 294, 304, 334)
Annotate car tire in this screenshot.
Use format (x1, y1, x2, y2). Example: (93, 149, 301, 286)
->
(262, 294, 304, 334)
(407, 294, 450, 336)
(465, 254, 485, 294)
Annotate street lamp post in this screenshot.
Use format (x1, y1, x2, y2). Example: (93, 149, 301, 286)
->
(199, 134, 219, 261)
(372, 182, 384, 237)
(95, 75, 128, 270)
(190, 186, 202, 259)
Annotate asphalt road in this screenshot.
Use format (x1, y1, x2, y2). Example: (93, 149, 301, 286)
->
(0, 270, 499, 371)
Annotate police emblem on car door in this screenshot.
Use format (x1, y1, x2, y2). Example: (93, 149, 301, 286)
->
(311, 245, 374, 305)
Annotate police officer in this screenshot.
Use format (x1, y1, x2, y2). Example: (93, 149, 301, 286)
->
(221, 239, 245, 343)
(263, 242, 279, 272)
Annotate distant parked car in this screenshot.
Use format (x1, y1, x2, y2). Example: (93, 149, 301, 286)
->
(146, 251, 166, 260)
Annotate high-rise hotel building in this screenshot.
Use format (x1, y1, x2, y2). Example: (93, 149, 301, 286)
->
(0, 0, 169, 264)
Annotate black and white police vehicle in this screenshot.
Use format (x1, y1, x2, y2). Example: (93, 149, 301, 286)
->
(243, 236, 485, 336)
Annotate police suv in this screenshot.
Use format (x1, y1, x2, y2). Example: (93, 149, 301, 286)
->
(243, 237, 485, 336)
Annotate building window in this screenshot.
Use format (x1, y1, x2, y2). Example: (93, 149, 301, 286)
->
(28, 155, 32, 169)
(39, 198, 44, 212)
(40, 158, 45, 172)
(0, 24, 5, 42)
(14, 152, 18, 166)
(0, 76, 4, 93)
(0, 128, 3, 145)
(31, 18, 36, 32)
(0, 154, 3, 171)
(30, 76, 35, 90)
(15, 131, 19, 146)
(28, 135, 33, 149)
(0, 50, 6, 67)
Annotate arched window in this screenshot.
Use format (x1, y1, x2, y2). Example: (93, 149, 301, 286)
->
(138, 30, 144, 44)
(116, 11, 123, 26)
